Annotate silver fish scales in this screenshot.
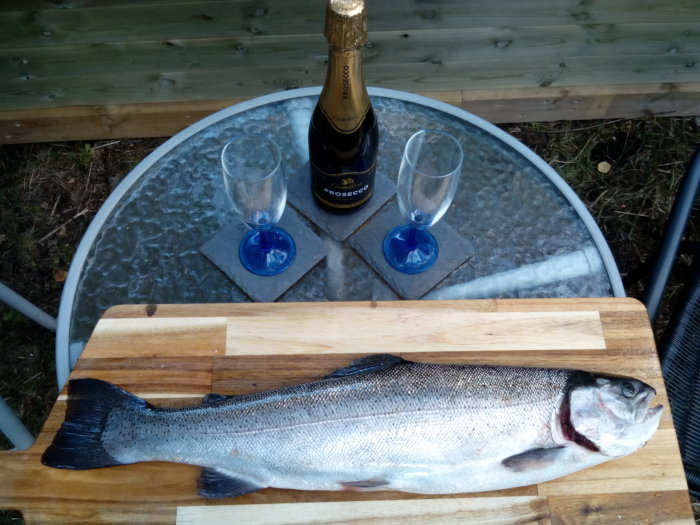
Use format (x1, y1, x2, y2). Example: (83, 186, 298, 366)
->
(42, 354, 662, 497)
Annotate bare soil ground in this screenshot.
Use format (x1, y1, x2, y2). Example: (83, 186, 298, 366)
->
(0, 117, 698, 522)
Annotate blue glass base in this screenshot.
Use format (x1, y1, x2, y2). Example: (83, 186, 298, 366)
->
(383, 225, 438, 274)
(239, 227, 296, 276)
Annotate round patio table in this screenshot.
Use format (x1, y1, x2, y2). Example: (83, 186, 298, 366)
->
(56, 87, 624, 388)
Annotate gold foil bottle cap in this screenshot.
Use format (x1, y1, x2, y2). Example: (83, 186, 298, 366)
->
(325, 0, 368, 49)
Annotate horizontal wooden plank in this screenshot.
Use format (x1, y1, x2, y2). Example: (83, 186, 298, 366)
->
(460, 83, 700, 122)
(0, 99, 240, 143)
(225, 309, 607, 355)
(101, 303, 260, 319)
(85, 316, 228, 358)
(175, 496, 551, 524)
(2, 0, 699, 49)
(0, 452, 205, 508)
(492, 297, 645, 312)
(74, 298, 645, 317)
(212, 354, 373, 394)
(21, 506, 177, 525)
(102, 300, 500, 318)
(68, 357, 214, 396)
(2, 83, 700, 143)
(548, 490, 694, 525)
(2, 40, 698, 110)
(4, 24, 698, 82)
(368, 54, 700, 92)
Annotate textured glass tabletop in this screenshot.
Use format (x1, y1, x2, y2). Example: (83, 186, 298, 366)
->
(57, 87, 623, 384)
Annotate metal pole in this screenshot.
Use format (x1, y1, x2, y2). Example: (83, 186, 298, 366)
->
(0, 282, 57, 332)
(643, 146, 700, 322)
(0, 398, 34, 450)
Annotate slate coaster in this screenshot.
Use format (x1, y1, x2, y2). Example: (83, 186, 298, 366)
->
(287, 162, 396, 241)
(201, 208, 328, 302)
(349, 203, 472, 299)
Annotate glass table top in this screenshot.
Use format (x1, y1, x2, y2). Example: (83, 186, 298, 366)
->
(56, 87, 623, 386)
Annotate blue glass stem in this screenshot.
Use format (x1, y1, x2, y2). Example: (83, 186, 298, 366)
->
(258, 230, 273, 252)
(383, 225, 439, 274)
(239, 227, 296, 277)
(406, 227, 419, 251)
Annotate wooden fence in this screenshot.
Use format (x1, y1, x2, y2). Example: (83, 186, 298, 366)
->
(1, 0, 699, 143)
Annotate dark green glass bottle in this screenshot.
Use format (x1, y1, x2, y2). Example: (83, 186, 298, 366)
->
(309, 0, 378, 214)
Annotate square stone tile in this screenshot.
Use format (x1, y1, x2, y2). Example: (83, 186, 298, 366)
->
(287, 162, 396, 241)
(201, 208, 328, 302)
(349, 203, 472, 299)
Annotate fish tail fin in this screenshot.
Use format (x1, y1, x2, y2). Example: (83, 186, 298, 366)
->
(42, 378, 148, 470)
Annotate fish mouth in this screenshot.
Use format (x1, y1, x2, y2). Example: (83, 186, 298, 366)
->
(636, 389, 663, 423)
(646, 404, 664, 419)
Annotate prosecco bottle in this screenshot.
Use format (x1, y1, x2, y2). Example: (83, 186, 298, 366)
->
(309, 0, 378, 214)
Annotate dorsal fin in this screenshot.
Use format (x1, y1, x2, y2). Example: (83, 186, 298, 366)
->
(202, 393, 233, 406)
(325, 354, 407, 378)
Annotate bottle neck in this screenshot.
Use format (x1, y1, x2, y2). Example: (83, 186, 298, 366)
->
(318, 46, 371, 134)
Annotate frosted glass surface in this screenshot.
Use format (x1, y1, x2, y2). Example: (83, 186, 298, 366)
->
(69, 94, 615, 356)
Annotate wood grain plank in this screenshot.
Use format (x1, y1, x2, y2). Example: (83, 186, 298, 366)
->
(226, 308, 606, 355)
(68, 357, 213, 396)
(101, 303, 255, 319)
(0, 452, 204, 508)
(547, 490, 694, 524)
(4, 24, 697, 81)
(462, 86, 700, 122)
(85, 316, 228, 358)
(212, 353, 373, 394)
(22, 507, 177, 525)
(3, 51, 699, 111)
(3, 84, 700, 144)
(110, 300, 499, 317)
(175, 496, 551, 524)
(494, 297, 646, 312)
(105, 298, 643, 318)
(1, 0, 698, 49)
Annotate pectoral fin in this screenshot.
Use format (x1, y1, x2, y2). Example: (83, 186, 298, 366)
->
(340, 477, 390, 491)
(501, 446, 566, 472)
(197, 467, 265, 498)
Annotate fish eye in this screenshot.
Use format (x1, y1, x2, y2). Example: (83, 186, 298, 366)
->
(620, 382, 637, 398)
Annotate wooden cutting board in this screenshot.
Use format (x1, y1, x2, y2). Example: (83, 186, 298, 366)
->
(0, 298, 694, 524)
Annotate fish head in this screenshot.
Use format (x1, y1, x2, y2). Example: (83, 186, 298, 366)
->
(567, 374, 663, 458)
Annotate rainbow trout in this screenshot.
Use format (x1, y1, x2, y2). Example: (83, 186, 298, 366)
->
(42, 354, 662, 497)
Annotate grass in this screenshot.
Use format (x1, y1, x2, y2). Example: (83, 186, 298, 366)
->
(0, 139, 164, 450)
(505, 117, 699, 329)
(0, 117, 698, 522)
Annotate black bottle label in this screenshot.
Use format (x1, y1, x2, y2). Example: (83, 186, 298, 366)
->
(311, 158, 376, 209)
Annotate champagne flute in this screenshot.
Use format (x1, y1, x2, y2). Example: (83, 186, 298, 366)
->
(221, 135, 296, 276)
(383, 129, 463, 274)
